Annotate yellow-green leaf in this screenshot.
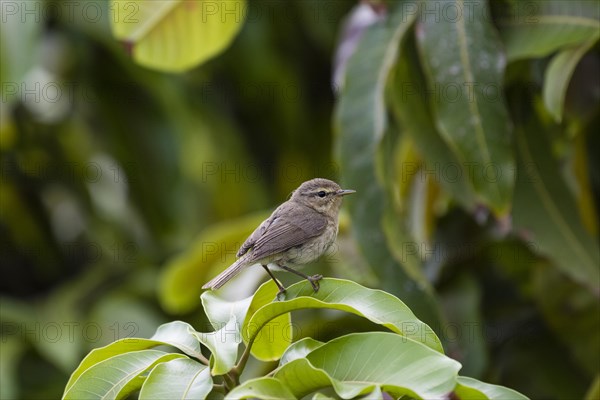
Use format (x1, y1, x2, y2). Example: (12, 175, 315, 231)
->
(111, 0, 246, 72)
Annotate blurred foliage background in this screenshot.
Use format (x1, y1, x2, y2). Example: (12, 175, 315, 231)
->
(0, 0, 599, 399)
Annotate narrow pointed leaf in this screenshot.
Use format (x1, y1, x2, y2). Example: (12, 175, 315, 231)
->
(63, 350, 184, 400)
(334, 0, 441, 325)
(244, 279, 443, 354)
(110, 0, 246, 71)
(65, 321, 203, 391)
(417, 0, 514, 214)
(513, 121, 600, 293)
(139, 358, 212, 400)
(496, 0, 600, 61)
(274, 332, 461, 399)
(543, 39, 596, 122)
(390, 32, 477, 211)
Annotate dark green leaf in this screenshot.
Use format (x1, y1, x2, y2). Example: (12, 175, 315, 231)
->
(334, 0, 442, 326)
(497, 0, 600, 61)
(417, 0, 514, 214)
(543, 39, 596, 122)
(513, 119, 600, 293)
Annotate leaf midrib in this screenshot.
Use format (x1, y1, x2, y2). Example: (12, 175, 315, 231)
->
(455, 0, 498, 201)
(516, 131, 597, 278)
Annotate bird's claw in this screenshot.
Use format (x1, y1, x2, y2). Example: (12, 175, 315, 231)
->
(276, 289, 287, 301)
(308, 274, 323, 292)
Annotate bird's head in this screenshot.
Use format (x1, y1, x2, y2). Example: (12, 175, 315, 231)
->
(290, 178, 355, 215)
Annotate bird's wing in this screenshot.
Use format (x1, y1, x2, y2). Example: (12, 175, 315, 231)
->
(237, 213, 277, 257)
(246, 203, 328, 263)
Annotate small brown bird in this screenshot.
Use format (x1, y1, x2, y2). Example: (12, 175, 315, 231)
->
(202, 178, 355, 295)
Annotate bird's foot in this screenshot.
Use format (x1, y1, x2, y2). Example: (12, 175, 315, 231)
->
(276, 288, 287, 301)
(307, 274, 323, 292)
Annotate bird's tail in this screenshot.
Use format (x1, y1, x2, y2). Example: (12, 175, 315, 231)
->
(202, 257, 248, 290)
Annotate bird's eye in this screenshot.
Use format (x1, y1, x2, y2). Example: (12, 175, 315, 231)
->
(317, 191, 327, 198)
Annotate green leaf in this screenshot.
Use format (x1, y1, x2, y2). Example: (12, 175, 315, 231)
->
(532, 265, 600, 375)
(543, 39, 596, 122)
(191, 316, 239, 375)
(110, 0, 246, 71)
(65, 321, 203, 391)
(63, 350, 184, 400)
(455, 376, 530, 400)
(225, 377, 297, 400)
(159, 212, 268, 314)
(440, 275, 487, 378)
(139, 358, 212, 400)
(0, 337, 24, 400)
(497, 0, 600, 61)
(416, 0, 514, 215)
(201, 290, 253, 330)
(241, 279, 293, 361)
(513, 119, 600, 293)
(279, 338, 324, 366)
(244, 279, 443, 354)
(273, 332, 461, 399)
(334, 0, 441, 326)
(585, 375, 600, 400)
(390, 30, 477, 211)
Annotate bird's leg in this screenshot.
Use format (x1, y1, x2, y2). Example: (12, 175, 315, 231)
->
(278, 265, 323, 292)
(261, 264, 287, 295)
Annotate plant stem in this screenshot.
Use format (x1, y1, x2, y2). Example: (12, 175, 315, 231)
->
(222, 371, 236, 390)
(212, 384, 226, 394)
(196, 353, 210, 365)
(230, 343, 252, 384)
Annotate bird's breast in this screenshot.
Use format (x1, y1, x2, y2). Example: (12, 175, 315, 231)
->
(282, 220, 338, 266)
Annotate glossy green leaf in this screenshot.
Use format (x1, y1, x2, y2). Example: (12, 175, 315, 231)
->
(241, 279, 293, 361)
(159, 212, 268, 314)
(334, 0, 441, 325)
(416, 0, 514, 215)
(191, 316, 239, 375)
(274, 332, 461, 399)
(543, 39, 596, 122)
(455, 376, 530, 400)
(244, 279, 443, 354)
(139, 358, 212, 400)
(63, 350, 184, 400)
(279, 337, 324, 366)
(201, 290, 253, 330)
(497, 0, 600, 61)
(110, 0, 246, 71)
(226, 377, 296, 400)
(513, 119, 600, 293)
(390, 31, 477, 211)
(65, 321, 203, 391)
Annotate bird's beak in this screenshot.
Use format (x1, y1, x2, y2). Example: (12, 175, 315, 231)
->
(336, 189, 356, 196)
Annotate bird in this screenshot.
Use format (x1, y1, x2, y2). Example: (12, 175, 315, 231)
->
(202, 178, 355, 295)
